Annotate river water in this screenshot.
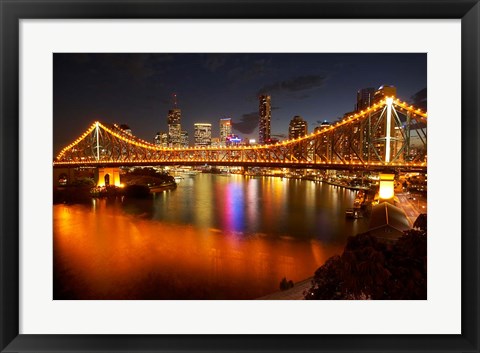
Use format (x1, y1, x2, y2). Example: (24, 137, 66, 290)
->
(53, 174, 369, 300)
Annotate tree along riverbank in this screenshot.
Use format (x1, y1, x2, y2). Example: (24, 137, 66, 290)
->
(258, 229, 427, 300)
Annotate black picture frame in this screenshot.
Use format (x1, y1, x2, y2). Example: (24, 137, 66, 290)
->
(1, 0, 479, 352)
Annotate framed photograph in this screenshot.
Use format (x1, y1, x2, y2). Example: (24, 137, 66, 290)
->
(1, 0, 478, 352)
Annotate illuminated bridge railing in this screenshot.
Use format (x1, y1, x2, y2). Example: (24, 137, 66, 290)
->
(54, 97, 427, 171)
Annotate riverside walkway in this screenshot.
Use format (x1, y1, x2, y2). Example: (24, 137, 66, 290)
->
(257, 277, 313, 300)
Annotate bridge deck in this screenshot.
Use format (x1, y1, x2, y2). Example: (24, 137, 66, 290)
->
(53, 160, 427, 172)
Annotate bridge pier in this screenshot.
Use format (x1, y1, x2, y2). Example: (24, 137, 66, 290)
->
(96, 167, 121, 187)
(53, 167, 75, 187)
(378, 173, 395, 203)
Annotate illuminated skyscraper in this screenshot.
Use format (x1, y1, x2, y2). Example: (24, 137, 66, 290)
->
(288, 115, 308, 160)
(154, 131, 169, 147)
(181, 130, 189, 148)
(288, 115, 308, 139)
(356, 87, 375, 111)
(166, 94, 183, 148)
(167, 108, 182, 148)
(194, 123, 212, 147)
(258, 95, 271, 145)
(219, 118, 232, 146)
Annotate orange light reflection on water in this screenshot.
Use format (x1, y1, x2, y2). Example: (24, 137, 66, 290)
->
(53, 200, 344, 300)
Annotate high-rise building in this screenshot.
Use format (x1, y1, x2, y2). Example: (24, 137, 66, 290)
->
(194, 123, 212, 147)
(219, 118, 232, 146)
(288, 116, 308, 161)
(181, 130, 189, 148)
(154, 131, 169, 147)
(314, 121, 331, 162)
(167, 108, 182, 148)
(259, 95, 271, 145)
(373, 85, 397, 103)
(288, 115, 308, 140)
(356, 87, 375, 111)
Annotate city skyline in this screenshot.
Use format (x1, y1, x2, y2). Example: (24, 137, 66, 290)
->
(53, 53, 426, 155)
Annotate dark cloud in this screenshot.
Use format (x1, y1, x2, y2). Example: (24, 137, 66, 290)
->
(232, 112, 258, 134)
(257, 74, 327, 96)
(410, 87, 427, 110)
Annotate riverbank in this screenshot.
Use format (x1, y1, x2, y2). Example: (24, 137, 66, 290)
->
(319, 179, 371, 191)
(254, 173, 373, 192)
(54, 181, 177, 204)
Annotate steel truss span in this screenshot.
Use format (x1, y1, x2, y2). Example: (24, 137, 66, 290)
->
(54, 97, 427, 172)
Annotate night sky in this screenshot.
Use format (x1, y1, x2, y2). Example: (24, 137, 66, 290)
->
(53, 53, 426, 156)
